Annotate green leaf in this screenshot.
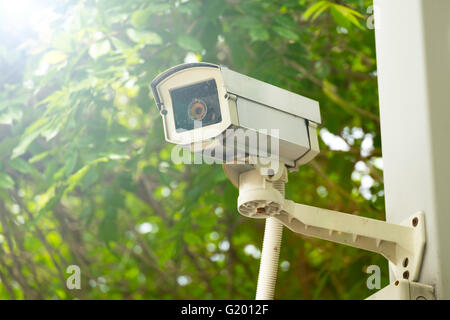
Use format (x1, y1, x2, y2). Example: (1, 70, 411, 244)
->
(131, 10, 152, 29)
(184, 232, 202, 246)
(231, 16, 262, 29)
(0, 173, 14, 190)
(0, 96, 27, 112)
(11, 116, 51, 159)
(99, 208, 119, 243)
(249, 27, 270, 42)
(333, 4, 363, 19)
(11, 129, 41, 159)
(81, 169, 99, 190)
(176, 35, 203, 52)
(64, 150, 78, 176)
(0, 107, 23, 125)
(52, 32, 73, 52)
(111, 37, 131, 52)
(159, 241, 176, 265)
(41, 117, 63, 141)
(42, 50, 68, 64)
(65, 157, 108, 193)
(66, 165, 90, 193)
(35, 184, 56, 213)
(197, 214, 216, 228)
(274, 15, 299, 31)
(29, 150, 50, 164)
(126, 29, 162, 45)
(131, 4, 171, 29)
(330, 4, 363, 29)
(89, 40, 111, 59)
(273, 26, 300, 41)
(303, 1, 330, 21)
(9, 158, 34, 174)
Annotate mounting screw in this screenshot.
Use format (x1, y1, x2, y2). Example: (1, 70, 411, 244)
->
(394, 280, 399, 286)
(412, 217, 419, 227)
(403, 257, 409, 268)
(161, 109, 168, 116)
(403, 271, 410, 279)
(257, 207, 266, 214)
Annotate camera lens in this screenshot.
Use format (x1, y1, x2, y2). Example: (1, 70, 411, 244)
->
(170, 79, 222, 132)
(188, 99, 207, 120)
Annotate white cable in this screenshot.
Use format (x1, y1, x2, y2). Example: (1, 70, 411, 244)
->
(255, 181, 284, 300)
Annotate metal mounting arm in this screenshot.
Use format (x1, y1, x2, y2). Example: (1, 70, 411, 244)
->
(237, 168, 426, 282)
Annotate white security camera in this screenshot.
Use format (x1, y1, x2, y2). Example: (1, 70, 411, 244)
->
(150, 62, 321, 171)
(150, 63, 431, 300)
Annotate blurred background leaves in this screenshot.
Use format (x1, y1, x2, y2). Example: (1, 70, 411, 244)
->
(0, 0, 387, 299)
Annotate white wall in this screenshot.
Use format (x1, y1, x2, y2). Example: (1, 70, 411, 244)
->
(374, 0, 450, 299)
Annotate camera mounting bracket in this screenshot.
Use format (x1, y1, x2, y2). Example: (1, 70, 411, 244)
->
(366, 279, 435, 300)
(236, 167, 428, 298)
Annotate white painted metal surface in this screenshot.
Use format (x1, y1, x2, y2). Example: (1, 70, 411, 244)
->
(221, 67, 321, 123)
(366, 280, 435, 300)
(255, 171, 286, 300)
(374, 0, 450, 298)
(255, 217, 283, 300)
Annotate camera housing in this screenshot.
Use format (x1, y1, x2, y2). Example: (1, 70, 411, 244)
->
(151, 62, 321, 170)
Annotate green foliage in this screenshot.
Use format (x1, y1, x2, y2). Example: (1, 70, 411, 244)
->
(303, 0, 363, 29)
(0, 0, 387, 300)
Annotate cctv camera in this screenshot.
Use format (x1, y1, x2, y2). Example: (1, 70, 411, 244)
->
(150, 62, 321, 171)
